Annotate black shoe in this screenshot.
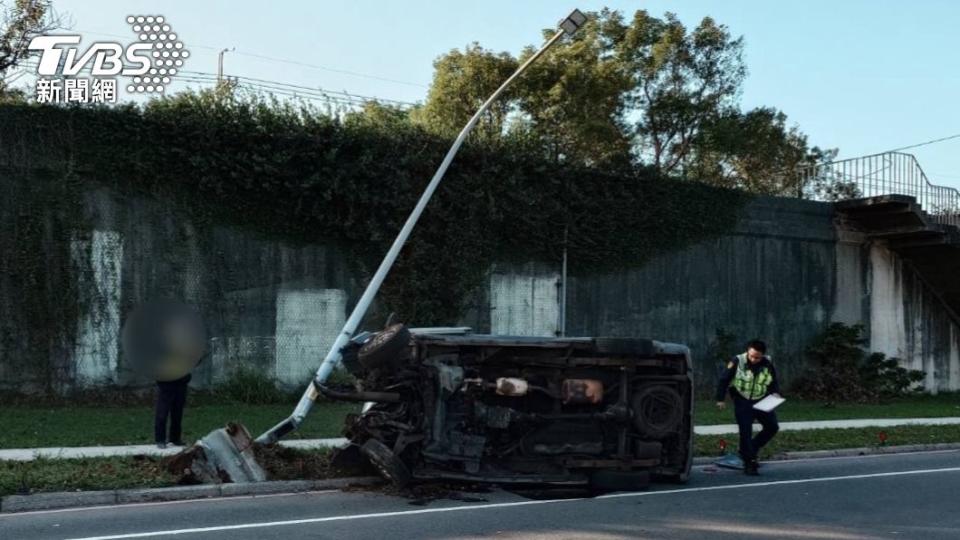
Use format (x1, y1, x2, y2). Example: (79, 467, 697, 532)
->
(156, 442, 168, 449)
(744, 459, 760, 476)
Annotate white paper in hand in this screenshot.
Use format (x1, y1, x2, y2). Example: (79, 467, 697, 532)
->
(752, 394, 785, 413)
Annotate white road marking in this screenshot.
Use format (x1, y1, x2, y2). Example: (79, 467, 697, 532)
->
(596, 465, 960, 499)
(65, 466, 960, 540)
(0, 490, 338, 518)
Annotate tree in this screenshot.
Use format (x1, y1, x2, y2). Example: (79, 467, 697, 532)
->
(410, 43, 518, 140)
(513, 8, 633, 169)
(0, 0, 61, 98)
(688, 107, 836, 195)
(618, 11, 746, 174)
(345, 101, 412, 131)
(415, 8, 835, 191)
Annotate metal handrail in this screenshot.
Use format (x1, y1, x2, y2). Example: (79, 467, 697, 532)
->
(796, 151, 960, 228)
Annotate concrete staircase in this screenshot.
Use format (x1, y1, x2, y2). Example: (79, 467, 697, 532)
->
(835, 195, 960, 325)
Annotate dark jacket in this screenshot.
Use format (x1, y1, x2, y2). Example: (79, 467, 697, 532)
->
(157, 373, 192, 387)
(715, 355, 781, 402)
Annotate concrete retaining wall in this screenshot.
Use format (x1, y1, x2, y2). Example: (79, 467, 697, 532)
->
(1, 178, 957, 393)
(492, 198, 960, 392)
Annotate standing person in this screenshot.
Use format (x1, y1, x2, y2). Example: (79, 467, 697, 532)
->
(715, 339, 782, 475)
(151, 304, 205, 449)
(155, 372, 191, 449)
(124, 299, 206, 450)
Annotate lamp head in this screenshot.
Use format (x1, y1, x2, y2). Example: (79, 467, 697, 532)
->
(559, 9, 588, 37)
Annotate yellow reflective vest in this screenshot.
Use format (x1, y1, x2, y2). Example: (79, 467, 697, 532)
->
(730, 353, 774, 400)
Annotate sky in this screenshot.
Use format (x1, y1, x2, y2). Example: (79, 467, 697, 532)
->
(23, 0, 960, 189)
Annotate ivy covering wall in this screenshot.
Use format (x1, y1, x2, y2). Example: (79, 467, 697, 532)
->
(0, 95, 751, 385)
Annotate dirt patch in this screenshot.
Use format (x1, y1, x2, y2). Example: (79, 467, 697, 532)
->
(162, 443, 372, 485)
(160, 446, 206, 484)
(252, 444, 338, 480)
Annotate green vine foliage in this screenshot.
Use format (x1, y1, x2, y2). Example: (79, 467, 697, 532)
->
(0, 92, 751, 343)
(0, 167, 84, 392)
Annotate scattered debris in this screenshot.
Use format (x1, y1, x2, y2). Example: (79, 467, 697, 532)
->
(164, 437, 370, 485)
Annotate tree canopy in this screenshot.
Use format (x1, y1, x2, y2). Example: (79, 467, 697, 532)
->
(0, 0, 60, 100)
(405, 8, 835, 194)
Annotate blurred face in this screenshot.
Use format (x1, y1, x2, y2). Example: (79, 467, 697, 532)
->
(747, 347, 764, 363)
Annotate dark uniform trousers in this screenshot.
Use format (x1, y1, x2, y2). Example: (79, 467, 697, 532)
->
(734, 396, 780, 461)
(155, 374, 191, 443)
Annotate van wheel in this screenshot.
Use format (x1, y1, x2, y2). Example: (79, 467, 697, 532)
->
(360, 439, 411, 487)
(358, 324, 410, 371)
(631, 385, 683, 438)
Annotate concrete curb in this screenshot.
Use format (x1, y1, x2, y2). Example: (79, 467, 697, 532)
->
(692, 441, 960, 466)
(5, 443, 959, 513)
(775, 441, 960, 460)
(0, 476, 383, 514)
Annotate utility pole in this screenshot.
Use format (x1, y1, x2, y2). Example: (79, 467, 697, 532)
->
(217, 47, 234, 84)
(559, 225, 568, 337)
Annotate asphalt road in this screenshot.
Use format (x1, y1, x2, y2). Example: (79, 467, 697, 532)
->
(3, 450, 959, 540)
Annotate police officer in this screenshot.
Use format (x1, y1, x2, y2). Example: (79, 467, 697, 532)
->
(715, 339, 781, 475)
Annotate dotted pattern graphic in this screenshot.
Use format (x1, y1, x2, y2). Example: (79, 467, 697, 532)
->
(124, 15, 189, 94)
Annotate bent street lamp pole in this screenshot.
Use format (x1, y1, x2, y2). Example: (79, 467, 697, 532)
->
(257, 9, 588, 444)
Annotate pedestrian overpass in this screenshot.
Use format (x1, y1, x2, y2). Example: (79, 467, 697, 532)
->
(798, 151, 960, 326)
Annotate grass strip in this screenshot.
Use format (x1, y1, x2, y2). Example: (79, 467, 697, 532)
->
(695, 392, 960, 425)
(0, 403, 358, 449)
(1, 447, 340, 497)
(1, 455, 178, 497)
